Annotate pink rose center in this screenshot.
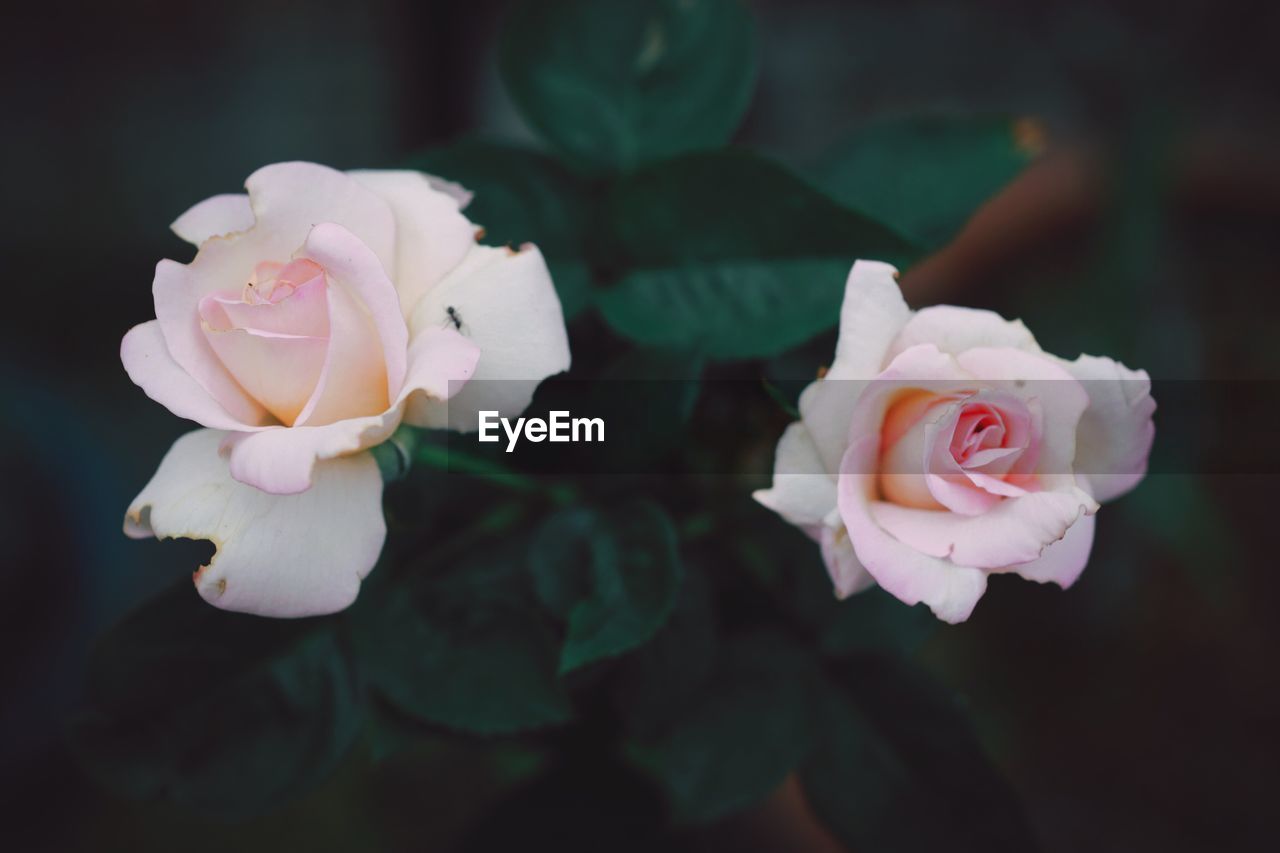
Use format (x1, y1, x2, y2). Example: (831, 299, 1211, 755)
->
(197, 259, 335, 426)
(879, 390, 1041, 514)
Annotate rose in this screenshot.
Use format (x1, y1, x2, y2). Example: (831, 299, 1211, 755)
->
(754, 261, 1154, 623)
(122, 162, 570, 617)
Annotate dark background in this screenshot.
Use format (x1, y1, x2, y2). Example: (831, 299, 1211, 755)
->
(3, 0, 1279, 850)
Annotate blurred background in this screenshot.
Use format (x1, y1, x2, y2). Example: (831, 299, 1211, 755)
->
(3, 0, 1279, 850)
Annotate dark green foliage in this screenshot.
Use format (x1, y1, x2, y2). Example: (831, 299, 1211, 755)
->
(500, 0, 756, 175)
(598, 151, 920, 358)
(354, 534, 574, 735)
(812, 113, 1038, 250)
(625, 633, 822, 823)
(801, 659, 1040, 853)
(68, 582, 363, 820)
(530, 501, 684, 673)
(72, 1, 1043, 840)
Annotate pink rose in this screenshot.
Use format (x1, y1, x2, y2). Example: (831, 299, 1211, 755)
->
(755, 261, 1154, 623)
(122, 162, 570, 617)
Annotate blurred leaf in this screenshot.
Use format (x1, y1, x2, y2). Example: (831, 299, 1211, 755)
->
(519, 347, 704, 474)
(741, 507, 937, 656)
(613, 564, 718, 737)
(627, 633, 820, 823)
(68, 582, 362, 819)
(813, 114, 1038, 250)
(355, 534, 572, 735)
(819, 589, 937, 657)
(499, 0, 756, 175)
(531, 501, 683, 673)
(780, 522, 937, 656)
(408, 140, 593, 318)
(801, 658, 1038, 853)
(1125, 474, 1238, 608)
(599, 150, 920, 359)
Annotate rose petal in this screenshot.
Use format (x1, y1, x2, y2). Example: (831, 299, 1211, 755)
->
(199, 325, 327, 426)
(869, 482, 1097, 569)
(245, 162, 397, 276)
(1060, 354, 1156, 502)
(827, 260, 913, 380)
(206, 266, 329, 337)
(225, 327, 479, 494)
(753, 421, 837, 527)
(920, 397, 1026, 515)
(170, 193, 255, 246)
(124, 429, 385, 617)
(423, 174, 474, 209)
(954, 347, 1090, 484)
(817, 509, 877, 598)
(153, 259, 272, 425)
(1001, 486, 1096, 588)
(297, 223, 408, 405)
(121, 320, 257, 431)
(348, 170, 477, 314)
(291, 277, 390, 427)
(405, 244, 570, 431)
(886, 305, 1041, 362)
(837, 436, 988, 623)
(799, 260, 912, 472)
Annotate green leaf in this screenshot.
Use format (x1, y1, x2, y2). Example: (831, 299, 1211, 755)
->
(68, 582, 362, 819)
(408, 140, 593, 318)
(742, 506, 936, 657)
(499, 0, 757, 175)
(598, 150, 920, 359)
(812, 113, 1038, 250)
(627, 633, 820, 823)
(530, 501, 684, 674)
(355, 534, 573, 735)
(524, 346, 704, 472)
(818, 588, 937, 658)
(613, 564, 718, 737)
(776, 517, 937, 656)
(801, 659, 1038, 853)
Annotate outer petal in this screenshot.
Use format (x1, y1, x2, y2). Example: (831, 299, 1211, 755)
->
(885, 305, 1041, 362)
(153, 259, 271, 426)
(838, 436, 988, 623)
(1060, 354, 1156, 502)
(121, 320, 254, 431)
(405, 244, 570, 432)
(226, 327, 480, 494)
(817, 509, 876, 598)
(1002, 492, 1096, 588)
(170, 193, 254, 246)
(245, 162, 397, 275)
(348, 170, 477, 314)
(422, 174, 474, 209)
(797, 262, 911, 473)
(827, 260, 913, 380)
(869, 485, 1096, 569)
(124, 429, 385, 618)
(754, 421, 837, 527)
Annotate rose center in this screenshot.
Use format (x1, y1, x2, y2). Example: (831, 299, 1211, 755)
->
(197, 258, 332, 425)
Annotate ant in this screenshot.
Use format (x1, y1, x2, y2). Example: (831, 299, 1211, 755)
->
(445, 305, 465, 332)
